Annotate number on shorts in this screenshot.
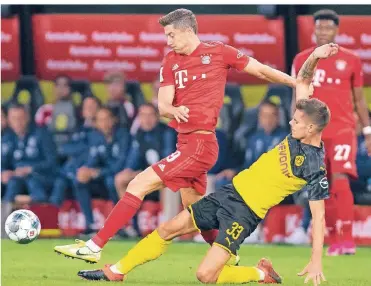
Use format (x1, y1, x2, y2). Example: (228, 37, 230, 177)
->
(166, 150, 181, 162)
(226, 222, 244, 240)
(334, 144, 351, 161)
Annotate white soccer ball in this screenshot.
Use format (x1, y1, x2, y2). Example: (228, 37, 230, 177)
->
(5, 209, 41, 244)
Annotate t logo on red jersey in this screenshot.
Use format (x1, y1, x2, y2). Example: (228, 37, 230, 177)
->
(175, 70, 188, 89)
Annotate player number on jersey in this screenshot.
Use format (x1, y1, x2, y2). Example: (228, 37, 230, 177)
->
(312, 69, 326, 87)
(166, 150, 181, 162)
(334, 144, 351, 161)
(226, 222, 244, 240)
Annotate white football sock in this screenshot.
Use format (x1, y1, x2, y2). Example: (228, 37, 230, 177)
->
(110, 264, 124, 275)
(85, 240, 101, 253)
(255, 267, 265, 281)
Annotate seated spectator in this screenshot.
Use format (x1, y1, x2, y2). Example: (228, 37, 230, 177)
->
(115, 103, 176, 198)
(49, 97, 101, 207)
(215, 100, 288, 188)
(74, 107, 131, 233)
(104, 71, 135, 128)
(351, 112, 371, 205)
(2, 104, 57, 214)
(1, 106, 14, 195)
(35, 74, 75, 127)
(130, 79, 161, 135)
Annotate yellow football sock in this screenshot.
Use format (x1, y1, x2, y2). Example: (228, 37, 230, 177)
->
(115, 230, 171, 274)
(216, 265, 261, 284)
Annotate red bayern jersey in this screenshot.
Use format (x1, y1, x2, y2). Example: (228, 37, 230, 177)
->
(160, 41, 249, 133)
(292, 46, 363, 137)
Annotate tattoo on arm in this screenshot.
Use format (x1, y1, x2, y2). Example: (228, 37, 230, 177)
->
(298, 54, 319, 84)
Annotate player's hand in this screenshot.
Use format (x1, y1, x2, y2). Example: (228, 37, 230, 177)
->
(314, 43, 339, 59)
(298, 261, 326, 286)
(365, 134, 371, 156)
(14, 167, 32, 177)
(172, 105, 189, 123)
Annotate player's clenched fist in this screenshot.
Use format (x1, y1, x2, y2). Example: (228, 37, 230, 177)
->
(171, 105, 190, 123)
(313, 43, 339, 59)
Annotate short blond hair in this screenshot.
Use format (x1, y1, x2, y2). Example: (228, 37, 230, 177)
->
(159, 8, 198, 34)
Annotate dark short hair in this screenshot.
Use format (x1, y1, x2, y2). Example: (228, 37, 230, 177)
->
(260, 99, 280, 111)
(7, 103, 27, 113)
(98, 106, 116, 118)
(313, 9, 339, 26)
(296, 98, 331, 132)
(104, 71, 125, 83)
(139, 103, 158, 115)
(159, 8, 198, 34)
(54, 74, 72, 85)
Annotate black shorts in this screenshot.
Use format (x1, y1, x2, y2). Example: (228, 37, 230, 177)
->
(188, 184, 261, 255)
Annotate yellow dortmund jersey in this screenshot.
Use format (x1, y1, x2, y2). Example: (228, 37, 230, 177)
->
(233, 134, 329, 219)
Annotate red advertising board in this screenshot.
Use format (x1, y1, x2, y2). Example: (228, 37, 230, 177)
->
(32, 14, 285, 84)
(1, 17, 20, 81)
(298, 16, 371, 85)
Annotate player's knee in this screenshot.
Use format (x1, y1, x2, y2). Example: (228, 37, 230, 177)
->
(157, 222, 173, 240)
(196, 268, 217, 284)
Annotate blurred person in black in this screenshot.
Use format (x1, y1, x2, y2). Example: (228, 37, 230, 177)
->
(49, 97, 101, 207)
(115, 103, 176, 199)
(104, 71, 135, 128)
(73, 107, 131, 233)
(2, 104, 57, 218)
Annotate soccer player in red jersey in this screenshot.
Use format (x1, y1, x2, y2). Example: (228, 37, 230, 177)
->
(292, 10, 371, 256)
(55, 8, 297, 264)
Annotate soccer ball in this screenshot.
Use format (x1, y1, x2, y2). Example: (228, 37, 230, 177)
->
(5, 210, 41, 244)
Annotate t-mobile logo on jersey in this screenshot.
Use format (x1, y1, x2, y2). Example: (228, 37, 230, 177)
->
(175, 69, 207, 89)
(312, 69, 341, 87)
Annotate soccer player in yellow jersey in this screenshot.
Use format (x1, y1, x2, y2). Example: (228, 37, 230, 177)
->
(76, 43, 339, 285)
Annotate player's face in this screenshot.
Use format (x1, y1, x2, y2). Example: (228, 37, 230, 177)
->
(95, 109, 115, 135)
(164, 25, 192, 54)
(289, 110, 315, 140)
(314, 19, 338, 46)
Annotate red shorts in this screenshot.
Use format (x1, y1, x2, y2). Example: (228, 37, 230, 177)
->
(152, 132, 218, 195)
(323, 128, 358, 179)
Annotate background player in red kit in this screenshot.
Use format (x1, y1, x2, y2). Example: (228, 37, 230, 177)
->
(292, 9, 371, 256)
(54, 8, 297, 264)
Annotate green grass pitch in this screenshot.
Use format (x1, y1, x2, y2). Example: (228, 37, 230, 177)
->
(2, 239, 371, 285)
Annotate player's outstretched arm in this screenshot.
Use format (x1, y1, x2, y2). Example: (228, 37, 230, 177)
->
(158, 85, 189, 123)
(298, 200, 326, 286)
(296, 43, 339, 102)
(243, 58, 296, 88)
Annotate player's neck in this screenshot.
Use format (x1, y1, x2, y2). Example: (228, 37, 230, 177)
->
(183, 36, 201, 55)
(300, 134, 322, 148)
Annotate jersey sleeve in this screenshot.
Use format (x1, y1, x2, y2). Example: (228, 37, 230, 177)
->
(352, 55, 364, 88)
(159, 54, 175, 87)
(304, 156, 330, 201)
(222, 44, 249, 71)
